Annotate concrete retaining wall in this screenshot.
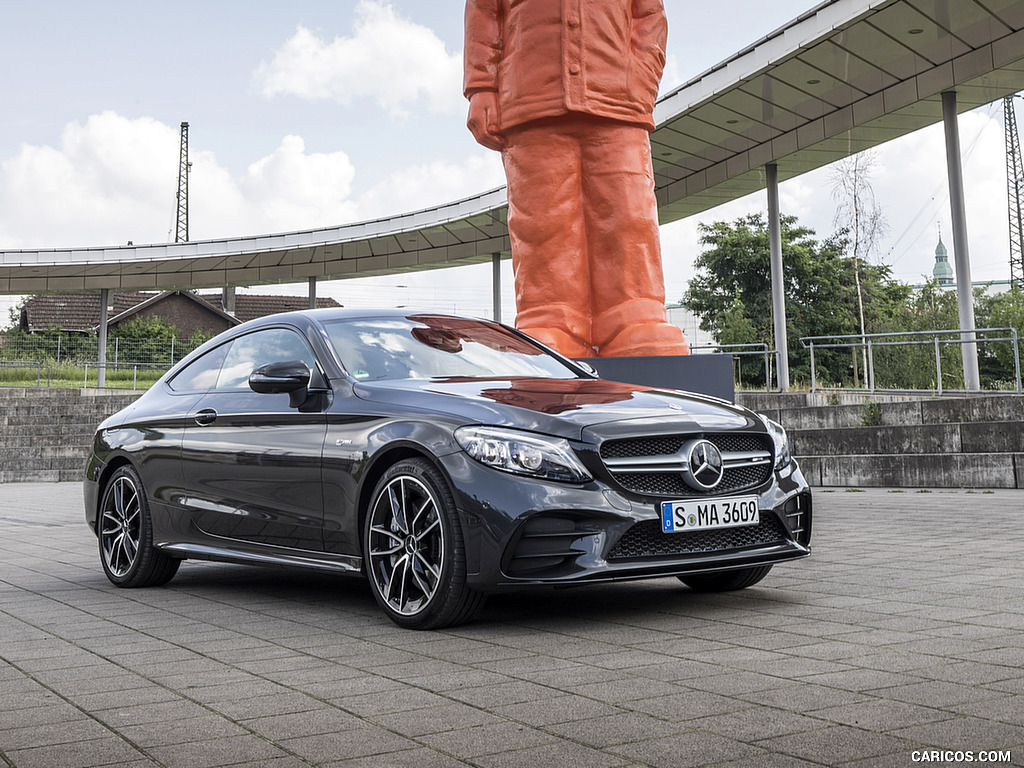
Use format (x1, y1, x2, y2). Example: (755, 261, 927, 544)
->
(737, 392, 1024, 489)
(0, 388, 138, 483)
(1, 388, 1021, 488)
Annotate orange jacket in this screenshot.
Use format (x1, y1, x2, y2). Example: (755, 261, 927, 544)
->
(464, 0, 667, 134)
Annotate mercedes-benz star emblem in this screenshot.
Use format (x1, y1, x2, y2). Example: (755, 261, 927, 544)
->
(684, 439, 725, 490)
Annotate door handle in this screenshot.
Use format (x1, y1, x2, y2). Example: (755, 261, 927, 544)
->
(194, 408, 218, 426)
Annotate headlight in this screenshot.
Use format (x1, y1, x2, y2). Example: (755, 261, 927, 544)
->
(760, 415, 791, 469)
(455, 426, 592, 483)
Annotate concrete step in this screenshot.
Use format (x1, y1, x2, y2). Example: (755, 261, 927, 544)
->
(0, 387, 139, 402)
(2, 415, 119, 429)
(0, 468, 63, 481)
(791, 421, 1023, 456)
(1, 454, 86, 470)
(797, 452, 1023, 489)
(0, 424, 100, 439)
(741, 393, 1024, 431)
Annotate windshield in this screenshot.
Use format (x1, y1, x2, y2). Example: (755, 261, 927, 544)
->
(323, 315, 581, 381)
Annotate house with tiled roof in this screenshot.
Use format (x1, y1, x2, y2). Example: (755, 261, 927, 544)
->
(18, 291, 341, 337)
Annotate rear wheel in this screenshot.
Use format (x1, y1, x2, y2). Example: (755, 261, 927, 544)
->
(678, 565, 773, 592)
(98, 465, 179, 588)
(364, 458, 484, 629)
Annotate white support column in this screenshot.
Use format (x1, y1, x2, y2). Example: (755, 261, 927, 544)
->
(942, 91, 983, 391)
(97, 288, 109, 389)
(492, 253, 502, 323)
(766, 164, 790, 391)
(941, 91, 981, 392)
(308, 276, 317, 310)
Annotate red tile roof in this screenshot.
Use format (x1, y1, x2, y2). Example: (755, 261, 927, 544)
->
(194, 293, 341, 323)
(21, 291, 340, 333)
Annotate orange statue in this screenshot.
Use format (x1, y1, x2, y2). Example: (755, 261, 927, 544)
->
(464, 0, 689, 358)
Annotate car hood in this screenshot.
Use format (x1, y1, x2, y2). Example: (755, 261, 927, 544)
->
(352, 377, 760, 440)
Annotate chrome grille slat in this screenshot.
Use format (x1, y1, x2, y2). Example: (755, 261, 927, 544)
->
(604, 450, 771, 473)
(599, 433, 774, 497)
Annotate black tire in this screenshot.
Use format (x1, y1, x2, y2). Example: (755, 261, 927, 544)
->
(363, 458, 484, 629)
(678, 565, 773, 593)
(98, 465, 180, 588)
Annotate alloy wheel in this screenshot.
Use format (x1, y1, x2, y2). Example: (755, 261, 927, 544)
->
(367, 475, 445, 616)
(100, 475, 141, 577)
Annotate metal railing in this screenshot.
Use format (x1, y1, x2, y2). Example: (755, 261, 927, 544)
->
(799, 328, 1022, 394)
(0, 360, 49, 387)
(690, 342, 781, 391)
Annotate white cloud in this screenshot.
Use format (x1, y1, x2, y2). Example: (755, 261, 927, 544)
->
(355, 153, 505, 220)
(660, 54, 684, 96)
(0, 115, 359, 246)
(253, 1, 462, 119)
(872, 107, 1009, 284)
(0, 112, 178, 248)
(0, 112, 504, 249)
(236, 135, 358, 232)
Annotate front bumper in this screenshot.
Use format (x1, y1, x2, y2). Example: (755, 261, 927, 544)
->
(439, 451, 811, 592)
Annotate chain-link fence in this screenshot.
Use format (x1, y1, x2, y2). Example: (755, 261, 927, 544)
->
(0, 333, 205, 389)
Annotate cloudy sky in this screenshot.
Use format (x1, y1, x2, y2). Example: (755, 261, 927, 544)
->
(0, 0, 1015, 323)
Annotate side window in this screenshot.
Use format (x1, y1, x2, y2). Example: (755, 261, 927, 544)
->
(215, 328, 319, 391)
(167, 344, 230, 392)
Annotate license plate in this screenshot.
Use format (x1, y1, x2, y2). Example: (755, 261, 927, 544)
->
(660, 495, 759, 533)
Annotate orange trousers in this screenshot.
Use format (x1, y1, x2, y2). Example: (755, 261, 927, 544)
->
(502, 116, 689, 358)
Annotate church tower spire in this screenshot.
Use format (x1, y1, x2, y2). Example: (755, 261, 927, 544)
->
(932, 223, 954, 286)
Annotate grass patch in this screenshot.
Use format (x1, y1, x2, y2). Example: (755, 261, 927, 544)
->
(0, 360, 163, 390)
(860, 400, 882, 427)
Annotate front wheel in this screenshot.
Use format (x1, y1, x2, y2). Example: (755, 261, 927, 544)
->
(364, 458, 484, 629)
(678, 565, 773, 592)
(98, 465, 180, 588)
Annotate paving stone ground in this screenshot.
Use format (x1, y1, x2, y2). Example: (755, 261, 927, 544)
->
(1, 483, 1023, 767)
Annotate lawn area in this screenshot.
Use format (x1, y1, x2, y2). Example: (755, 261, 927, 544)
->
(0, 362, 162, 390)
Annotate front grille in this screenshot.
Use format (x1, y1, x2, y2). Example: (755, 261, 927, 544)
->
(607, 515, 789, 560)
(600, 433, 774, 497)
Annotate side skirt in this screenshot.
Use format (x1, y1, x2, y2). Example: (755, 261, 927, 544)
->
(160, 542, 363, 575)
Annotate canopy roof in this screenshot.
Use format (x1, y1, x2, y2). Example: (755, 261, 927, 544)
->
(3, 0, 1023, 294)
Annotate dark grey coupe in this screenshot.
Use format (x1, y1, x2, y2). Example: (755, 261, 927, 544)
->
(85, 309, 811, 629)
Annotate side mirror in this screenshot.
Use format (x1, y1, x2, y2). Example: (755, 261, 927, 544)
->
(249, 360, 311, 408)
(574, 360, 599, 378)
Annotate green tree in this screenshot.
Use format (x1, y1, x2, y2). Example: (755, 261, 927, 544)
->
(977, 285, 1024, 387)
(682, 213, 911, 388)
(111, 316, 181, 365)
(3, 297, 27, 332)
(867, 281, 961, 390)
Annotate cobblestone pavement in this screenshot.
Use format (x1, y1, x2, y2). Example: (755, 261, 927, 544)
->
(1, 484, 1023, 767)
